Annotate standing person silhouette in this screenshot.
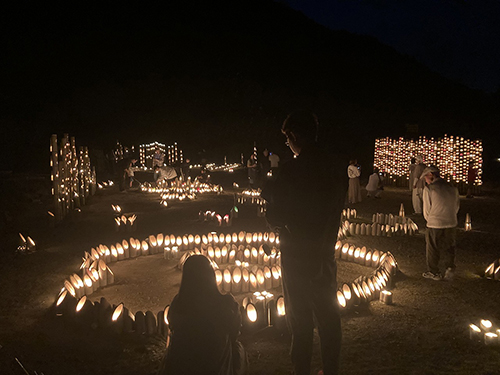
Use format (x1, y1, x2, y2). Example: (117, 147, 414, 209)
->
(158, 255, 247, 375)
(262, 110, 346, 375)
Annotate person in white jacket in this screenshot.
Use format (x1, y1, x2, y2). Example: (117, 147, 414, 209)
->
(421, 166, 460, 281)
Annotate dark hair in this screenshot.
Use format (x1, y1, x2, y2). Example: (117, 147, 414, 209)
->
(177, 255, 221, 307)
(282, 110, 318, 142)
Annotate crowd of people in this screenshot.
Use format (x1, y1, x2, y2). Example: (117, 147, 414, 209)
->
(246, 149, 280, 189)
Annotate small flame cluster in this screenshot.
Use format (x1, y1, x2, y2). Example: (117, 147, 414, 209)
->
(141, 178, 222, 204)
(199, 210, 233, 227)
(469, 319, 500, 346)
(16, 233, 36, 254)
(205, 162, 242, 172)
(485, 258, 500, 281)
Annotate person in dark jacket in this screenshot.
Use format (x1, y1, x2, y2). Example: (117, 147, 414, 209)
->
(262, 110, 347, 375)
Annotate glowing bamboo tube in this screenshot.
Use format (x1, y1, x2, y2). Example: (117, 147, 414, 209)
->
(149, 235, 158, 254)
(141, 241, 149, 256)
(107, 267, 115, 284)
(98, 260, 108, 287)
(228, 249, 236, 263)
(117, 243, 124, 260)
(480, 319, 493, 332)
(83, 274, 93, 295)
(271, 267, 280, 288)
(342, 283, 352, 307)
(337, 291, 347, 309)
(251, 247, 259, 263)
(484, 332, 498, 346)
(215, 269, 223, 292)
(241, 268, 250, 293)
(341, 243, 349, 260)
(256, 269, 265, 290)
(264, 267, 272, 289)
(221, 246, 228, 263)
(365, 251, 372, 267)
(380, 290, 393, 305)
(112, 303, 125, 334)
(223, 269, 232, 293)
(347, 245, 355, 262)
(249, 272, 258, 292)
(232, 267, 242, 293)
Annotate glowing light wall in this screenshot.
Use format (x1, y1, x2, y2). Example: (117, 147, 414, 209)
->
(50, 134, 96, 221)
(374, 136, 483, 187)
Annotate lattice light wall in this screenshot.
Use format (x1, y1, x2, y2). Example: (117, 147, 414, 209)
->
(374, 135, 483, 185)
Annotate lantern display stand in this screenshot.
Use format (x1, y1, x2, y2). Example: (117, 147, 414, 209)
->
(374, 135, 483, 194)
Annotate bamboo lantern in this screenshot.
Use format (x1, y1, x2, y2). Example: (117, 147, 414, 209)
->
(149, 235, 158, 254)
(494, 265, 500, 281)
(117, 243, 125, 260)
(83, 274, 94, 295)
(215, 269, 223, 292)
(241, 268, 250, 293)
(89, 268, 100, 290)
(98, 260, 108, 287)
(380, 290, 393, 305)
(55, 289, 77, 317)
(145, 311, 157, 335)
(111, 303, 125, 334)
(274, 295, 287, 331)
(467, 324, 481, 341)
(215, 247, 221, 263)
(107, 266, 115, 284)
(242, 303, 258, 331)
(371, 250, 380, 268)
(361, 281, 372, 301)
(341, 283, 352, 307)
(110, 246, 118, 263)
(249, 272, 258, 292)
(341, 243, 349, 260)
(75, 296, 95, 326)
(271, 267, 280, 288)
(365, 251, 372, 267)
(484, 262, 495, 279)
(135, 311, 146, 335)
(223, 269, 232, 293)
(484, 332, 498, 346)
(264, 267, 272, 290)
(465, 213, 472, 231)
(358, 247, 367, 264)
(480, 319, 493, 332)
(244, 248, 251, 262)
(141, 241, 149, 256)
(269, 232, 276, 244)
(256, 269, 266, 290)
(347, 246, 355, 262)
(336, 291, 347, 310)
(232, 267, 242, 293)
(399, 203, 405, 217)
(334, 241, 342, 259)
(350, 283, 361, 306)
(157, 309, 168, 338)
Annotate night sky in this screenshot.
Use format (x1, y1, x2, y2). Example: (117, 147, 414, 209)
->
(1, 1, 499, 176)
(284, 0, 500, 93)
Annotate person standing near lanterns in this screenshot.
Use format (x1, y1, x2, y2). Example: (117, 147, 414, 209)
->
(466, 160, 478, 198)
(365, 167, 383, 199)
(412, 155, 426, 215)
(153, 148, 164, 168)
(408, 157, 417, 194)
(247, 154, 258, 189)
(262, 110, 346, 375)
(347, 159, 362, 204)
(154, 165, 177, 185)
(268, 150, 280, 176)
(158, 255, 248, 375)
(421, 166, 460, 281)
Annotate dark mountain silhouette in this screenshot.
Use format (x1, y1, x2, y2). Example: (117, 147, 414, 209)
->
(1, 0, 498, 176)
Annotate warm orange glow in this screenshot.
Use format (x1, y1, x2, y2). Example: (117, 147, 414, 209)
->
(247, 303, 257, 322)
(76, 296, 87, 312)
(276, 296, 286, 316)
(337, 291, 346, 308)
(112, 304, 124, 321)
(233, 267, 242, 283)
(57, 290, 68, 305)
(215, 270, 223, 285)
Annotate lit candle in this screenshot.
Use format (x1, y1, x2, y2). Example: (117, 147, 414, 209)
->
(379, 290, 393, 305)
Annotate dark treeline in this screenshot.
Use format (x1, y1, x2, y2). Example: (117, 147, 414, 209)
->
(1, 0, 499, 177)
